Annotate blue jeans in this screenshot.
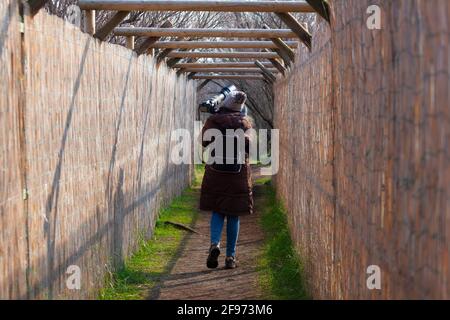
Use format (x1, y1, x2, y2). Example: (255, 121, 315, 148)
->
(210, 212, 240, 257)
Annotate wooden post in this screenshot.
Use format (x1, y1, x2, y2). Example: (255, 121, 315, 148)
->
(126, 36, 135, 50)
(94, 11, 129, 40)
(135, 20, 172, 56)
(173, 62, 273, 69)
(166, 51, 279, 59)
(255, 60, 277, 82)
(124, 25, 135, 49)
(191, 75, 265, 80)
(84, 10, 96, 35)
(78, 0, 315, 13)
(151, 40, 299, 49)
(114, 27, 296, 39)
(276, 12, 311, 50)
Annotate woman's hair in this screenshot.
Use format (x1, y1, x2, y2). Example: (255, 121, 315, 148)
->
(223, 91, 247, 111)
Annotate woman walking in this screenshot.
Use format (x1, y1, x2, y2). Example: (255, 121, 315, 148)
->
(199, 90, 253, 269)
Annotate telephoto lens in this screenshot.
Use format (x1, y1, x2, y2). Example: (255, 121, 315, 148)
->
(199, 85, 237, 114)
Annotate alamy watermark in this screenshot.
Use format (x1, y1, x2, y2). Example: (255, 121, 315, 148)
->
(366, 265, 381, 290)
(367, 5, 382, 30)
(66, 265, 81, 290)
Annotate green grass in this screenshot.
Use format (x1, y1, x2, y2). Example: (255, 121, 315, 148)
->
(256, 180, 310, 300)
(99, 165, 204, 300)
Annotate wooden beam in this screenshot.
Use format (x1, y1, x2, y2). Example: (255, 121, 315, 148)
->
(177, 58, 198, 76)
(179, 68, 279, 73)
(276, 12, 311, 50)
(166, 51, 279, 59)
(271, 38, 296, 62)
(191, 75, 265, 80)
(270, 48, 290, 67)
(263, 25, 296, 63)
(174, 62, 273, 69)
(28, 0, 49, 16)
(157, 41, 187, 63)
(115, 28, 296, 39)
(78, 1, 315, 13)
(255, 60, 277, 82)
(306, 0, 331, 23)
(94, 11, 129, 40)
(135, 20, 172, 56)
(151, 40, 299, 49)
(265, 55, 287, 77)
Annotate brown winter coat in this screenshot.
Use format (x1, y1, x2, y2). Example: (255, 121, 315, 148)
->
(199, 109, 253, 216)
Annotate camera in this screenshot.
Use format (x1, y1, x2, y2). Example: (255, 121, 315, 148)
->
(199, 85, 237, 114)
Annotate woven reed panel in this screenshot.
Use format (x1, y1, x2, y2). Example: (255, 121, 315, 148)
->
(273, 11, 334, 299)
(0, 0, 28, 299)
(18, 11, 195, 299)
(274, 0, 449, 299)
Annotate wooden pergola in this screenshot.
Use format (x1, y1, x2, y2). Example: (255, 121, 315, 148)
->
(29, 0, 331, 84)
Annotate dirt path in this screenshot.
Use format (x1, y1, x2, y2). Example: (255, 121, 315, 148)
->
(149, 168, 266, 300)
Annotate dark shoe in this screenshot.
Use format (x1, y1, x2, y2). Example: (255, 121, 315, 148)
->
(225, 256, 237, 269)
(206, 244, 221, 269)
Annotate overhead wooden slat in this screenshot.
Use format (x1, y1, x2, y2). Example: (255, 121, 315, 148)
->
(176, 58, 198, 76)
(174, 62, 273, 68)
(179, 68, 279, 73)
(94, 11, 129, 40)
(156, 41, 187, 63)
(78, 0, 315, 13)
(151, 40, 299, 49)
(135, 20, 172, 56)
(114, 28, 297, 39)
(191, 75, 265, 80)
(166, 51, 279, 59)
